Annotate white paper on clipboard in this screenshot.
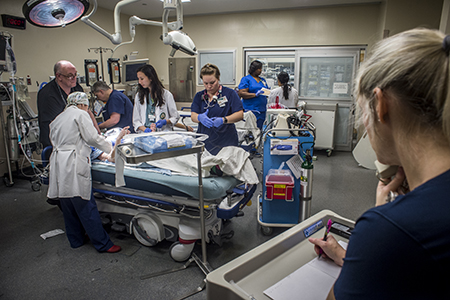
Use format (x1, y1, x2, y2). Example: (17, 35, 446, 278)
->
(286, 154, 303, 179)
(261, 88, 271, 96)
(264, 241, 348, 300)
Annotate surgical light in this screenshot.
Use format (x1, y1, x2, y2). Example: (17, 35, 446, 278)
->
(22, 0, 90, 28)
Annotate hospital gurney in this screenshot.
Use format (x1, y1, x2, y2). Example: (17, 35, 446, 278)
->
(91, 132, 257, 262)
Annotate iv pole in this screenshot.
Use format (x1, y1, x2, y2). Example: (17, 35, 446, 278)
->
(87, 47, 113, 81)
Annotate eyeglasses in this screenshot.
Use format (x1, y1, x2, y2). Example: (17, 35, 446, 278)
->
(58, 73, 77, 80)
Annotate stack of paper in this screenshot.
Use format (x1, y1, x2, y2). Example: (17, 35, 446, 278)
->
(264, 241, 347, 300)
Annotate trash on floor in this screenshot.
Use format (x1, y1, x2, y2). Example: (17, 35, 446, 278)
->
(40, 229, 65, 240)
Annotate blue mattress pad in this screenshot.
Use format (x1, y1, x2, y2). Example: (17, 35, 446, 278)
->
(91, 162, 241, 201)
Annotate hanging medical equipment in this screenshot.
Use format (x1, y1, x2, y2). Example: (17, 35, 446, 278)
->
(82, 0, 197, 56)
(21, 0, 196, 57)
(87, 47, 113, 82)
(84, 59, 99, 87)
(22, 0, 90, 28)
(107, 58, 121, 85)
(1, 77, 42, 190)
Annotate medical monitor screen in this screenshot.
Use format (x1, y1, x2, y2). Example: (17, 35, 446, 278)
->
(122, 59, 149, 84)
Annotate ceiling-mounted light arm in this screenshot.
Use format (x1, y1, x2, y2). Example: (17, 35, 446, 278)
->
(81, 0, 140, 45)
(161, 0, 183, 44)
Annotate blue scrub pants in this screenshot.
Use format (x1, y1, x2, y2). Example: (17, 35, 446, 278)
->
(256, 111, 266, 129)
(60, 193, 113, 252)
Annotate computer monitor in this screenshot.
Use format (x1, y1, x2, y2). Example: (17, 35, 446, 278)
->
(122, 59, 149, 84)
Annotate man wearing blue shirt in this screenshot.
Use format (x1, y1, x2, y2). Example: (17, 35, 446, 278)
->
(92, 81, 135, 133)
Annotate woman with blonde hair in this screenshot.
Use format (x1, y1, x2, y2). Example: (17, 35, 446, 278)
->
(309, 28, 450, 299)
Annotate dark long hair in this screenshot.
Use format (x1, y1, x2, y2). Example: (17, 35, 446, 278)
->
(137, 64, 165, 107)
(278, 72, 291, 100)
(248, 60, 263, 76)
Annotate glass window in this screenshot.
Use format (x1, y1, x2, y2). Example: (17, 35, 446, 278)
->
(299, 56, 354, 100)
(246, 54, 295, 89)
(198, 50, 236, 85)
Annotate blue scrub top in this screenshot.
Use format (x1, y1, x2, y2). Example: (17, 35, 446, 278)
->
(238, 74, 268, 112)
(102, 90, 135, 133)
(191, 86, 243, 155)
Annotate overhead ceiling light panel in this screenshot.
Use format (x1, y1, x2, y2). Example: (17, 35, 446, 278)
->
(22, 0, 90, 28)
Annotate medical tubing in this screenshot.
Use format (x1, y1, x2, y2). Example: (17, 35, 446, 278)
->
(4, 82, 44, 176)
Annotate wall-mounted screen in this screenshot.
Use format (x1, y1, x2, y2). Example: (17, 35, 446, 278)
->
(122, 59, 149, 84)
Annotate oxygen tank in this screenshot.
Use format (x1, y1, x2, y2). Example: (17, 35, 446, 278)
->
(300, 149, 313, 221)
(7, 110, 19, 161)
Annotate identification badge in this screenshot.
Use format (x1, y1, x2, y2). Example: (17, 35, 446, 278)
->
(148, 114, 156, 122)
(217, 96, 228, 107)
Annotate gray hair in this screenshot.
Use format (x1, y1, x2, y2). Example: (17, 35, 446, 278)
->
(53, 60, 74, 76)
(91, 81, 111, 93)
(355, 28, 450, 143)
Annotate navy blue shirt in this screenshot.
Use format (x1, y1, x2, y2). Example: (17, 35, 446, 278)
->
(102, 90, 134, 133)
(334, 169, 450, 300)
(191, 86, 243, 155)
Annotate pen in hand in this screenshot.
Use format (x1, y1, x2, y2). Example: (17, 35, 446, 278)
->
(318, 219, 333, 259)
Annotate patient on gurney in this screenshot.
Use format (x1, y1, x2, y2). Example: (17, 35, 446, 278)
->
(91, 129, 259, 187)
(90, 127, 130, 163)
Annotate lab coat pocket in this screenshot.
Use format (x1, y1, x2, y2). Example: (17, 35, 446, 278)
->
(76, 155, 91, 178)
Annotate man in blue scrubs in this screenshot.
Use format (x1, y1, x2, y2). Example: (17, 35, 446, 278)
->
(92, 81, 135, 133)
(191, 64, 244, 155)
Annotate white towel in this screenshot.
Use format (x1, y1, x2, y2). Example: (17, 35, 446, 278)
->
(115, 146, 259, 186)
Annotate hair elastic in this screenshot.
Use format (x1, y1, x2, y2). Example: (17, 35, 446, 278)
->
(443, 35, 450, 56)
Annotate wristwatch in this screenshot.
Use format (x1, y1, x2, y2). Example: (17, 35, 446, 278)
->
(223, 116, 228, 123)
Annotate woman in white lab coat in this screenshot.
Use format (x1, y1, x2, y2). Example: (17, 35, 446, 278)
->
(133, 64, 179, 133)
(48, 92, 121, 253)
(267, 72, 298, 108)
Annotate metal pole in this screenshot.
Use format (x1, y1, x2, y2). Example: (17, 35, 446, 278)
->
(99, 47, 105, 81)
(197, 150, 207, 264)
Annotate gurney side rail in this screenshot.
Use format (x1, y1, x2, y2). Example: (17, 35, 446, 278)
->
(93, 188, 214, 220)
(92, 181, 220, 207)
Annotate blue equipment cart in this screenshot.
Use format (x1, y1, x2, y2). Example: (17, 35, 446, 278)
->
(258, 126, 315, 235)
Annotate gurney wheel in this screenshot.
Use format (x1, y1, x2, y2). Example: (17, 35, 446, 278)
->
(169, 241, 195, 262)
(31, 181, 41, 192)
(3, 176, 13, 187)
(260, 226, 273, 236)
(131, 215, 162, 247)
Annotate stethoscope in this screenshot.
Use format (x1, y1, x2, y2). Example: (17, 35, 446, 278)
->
(203, 86, 223, 110)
